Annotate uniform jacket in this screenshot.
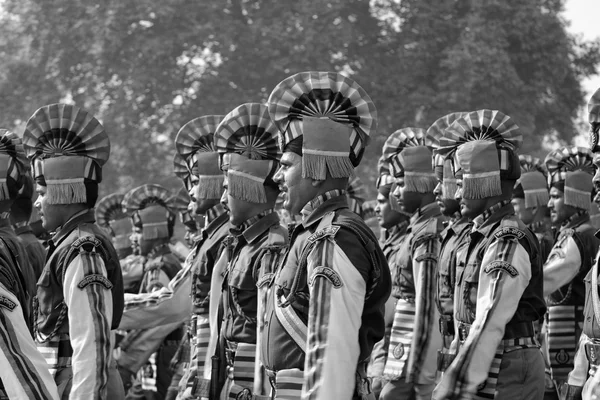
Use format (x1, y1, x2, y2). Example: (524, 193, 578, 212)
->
(15, 223, 46, 282)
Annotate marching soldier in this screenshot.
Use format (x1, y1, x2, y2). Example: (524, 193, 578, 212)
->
(380, 127, 444, 399)
(117, 115, 232, 400)
(0, 129, 59, 399)
(564, 88, 600, 399)
(117, 183, 183, 399)
(543, 146, 598, 394)
(24, 103, 125, 398)
(171, 185, 200, 247)
(11, 172, 46, 281)
(427, 113, 473, 375)
(96, 193, 134, 261)
(210, 102, 288, 399)
(367, 155, 409, 397)
(263, 71, 390, 399)
(433, 109, 546, 399)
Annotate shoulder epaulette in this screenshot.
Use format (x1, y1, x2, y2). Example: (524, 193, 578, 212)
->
(494, 216, 527, 241)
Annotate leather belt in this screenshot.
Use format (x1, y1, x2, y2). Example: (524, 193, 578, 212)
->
(458, 321, 536, 342)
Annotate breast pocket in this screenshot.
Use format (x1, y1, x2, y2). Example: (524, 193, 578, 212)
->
(462, 263, 480, 321)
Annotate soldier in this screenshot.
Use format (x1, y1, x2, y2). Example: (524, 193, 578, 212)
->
(172, 185, 200, 247)
(433, 109, 546, 400)
(368, 155, 410, 397)
(117, 115, 232, 400)
(24, 103, 125, 398)
(264, 71, 390, 399)
(427, 113, 473, 375)
(543, 146, 598, 394)
(379, 127, 444, 400)
(564, 88, 600, 399)
(0, 130, 59, 399)
(512, 155, 554, 262)
(210, 102, 287, 399)
(11, 172, 46, 281)
(116, 183, 183, 399)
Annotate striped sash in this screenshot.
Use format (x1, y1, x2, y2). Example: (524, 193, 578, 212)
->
(140, 352, 158, 391)
(225, 342, 257, 399)
(274, 292, 307, 351)
(383, 299, 416, 379)
(274, 368, 304, 400)
(36, 334, 71, 377)
(193, 314, 211, 377)
(547, 305, 583, 382)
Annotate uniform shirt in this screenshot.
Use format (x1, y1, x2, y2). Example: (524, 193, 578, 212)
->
(434, 201, 545, 399)
(34, 209, 124, 399)
(262, 191, 390, 400)
(528, 220, 554, 265)
(544, 211, 597, 303)
(436, 216, 472, 321)
(383, 221, 409, 300)
(222, 210, 287, 345)
(0, 218, 37, 303)
(15, 223, 46, 282)
(0, 282, 59, 400)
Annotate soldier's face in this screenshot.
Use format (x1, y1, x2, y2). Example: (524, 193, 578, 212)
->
(375, 192, 404, 229)
(548, 186, 577, 225)
(221, 171, 259, 227)
(593, 154, 600, 204)
(511, 197, 535, 225)
(188, 180, 221, 215)
(392, 177, 422, 214)
(455, 179, 488, 218)
(34, 184, 65, 232)
(433, 180, 460, 217)
(273, 152, 317, 216)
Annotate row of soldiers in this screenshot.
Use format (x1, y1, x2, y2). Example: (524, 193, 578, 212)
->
(3, 70, 600, 400)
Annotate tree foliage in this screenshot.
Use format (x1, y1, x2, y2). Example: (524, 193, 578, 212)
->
(0, 0, 598, 199)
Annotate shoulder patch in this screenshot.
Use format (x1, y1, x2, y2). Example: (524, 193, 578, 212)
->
(416, 252, 438, 263)
(308, 266, 343, 288)
(484, 261, 518, 277)
(78, 274, 114, 290)
(494, 227, 526, 241)
(308, 226, 340, 244)
(0, 295, 16, 311)
(413, 233, 440, 249)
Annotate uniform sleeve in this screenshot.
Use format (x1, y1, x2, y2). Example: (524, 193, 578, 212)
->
(302, 238, 366, 400)
(142, 267, 171, 293)
(118, 265, 192, 330)
(63, 248, 114, 399)
(543, 235, 581, 297)
(567, 332, 589, 387)
(0, 283, 59, 400)
(434, 237, 531, 400)
(409, 233, 442, 385)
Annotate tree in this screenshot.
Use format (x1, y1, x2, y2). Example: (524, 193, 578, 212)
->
(0, 0, 597, 200)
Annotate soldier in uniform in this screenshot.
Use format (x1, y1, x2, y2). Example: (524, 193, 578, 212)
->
(367, 155, 410, 398)
(210, 102, 288, 400)
(171, 186, 200, 247)
(563, 88, 600, 399)
(24, 103, 125, 399)
(264, 71, 390, 399)
(379, 128, 444, 400)
(427, 113, 473, 376)
(433, 109, 546, 400)
(543, 146, 598, 394)
(11, 171, 46, 281)
(0, 129, 59, 399)
(116, 183, 184, 399)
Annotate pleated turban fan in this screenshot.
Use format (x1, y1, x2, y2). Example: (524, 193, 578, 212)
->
(381, 127, 437, 194)
(427, 112, 467, 200)
(588, 87, 600, 153)
(513, 155, 549, 209)
(170, 186, 196, 231)
(346, 175, 366, 217)
(435, 109, 522, 200)
(267, 71, 377, 180)
(214, 103, 281, 204)
(173, 153, 193, 192)
(96, 193, 131, 252)
(22, 103, 110, 205)
(545, 147, 594, 211)
(175, 115, 224, 200)
(0, 130, 28, 201)
(122, 184, 175, 240)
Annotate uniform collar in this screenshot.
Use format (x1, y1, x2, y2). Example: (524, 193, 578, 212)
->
(205, 203, 226, 225)
(443, 215, 470, 236)
(527, 220, 544, 232)
(51, 209, 96, 246)
(205, 211, 229, 239)
(409, 202, 441, 228)
(560, 210, 589, 230)
(233, 210, 279, 244)
(301, 190, 349, 229)
(14, 224, 33, 236)
(472, 200, 513, 234)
